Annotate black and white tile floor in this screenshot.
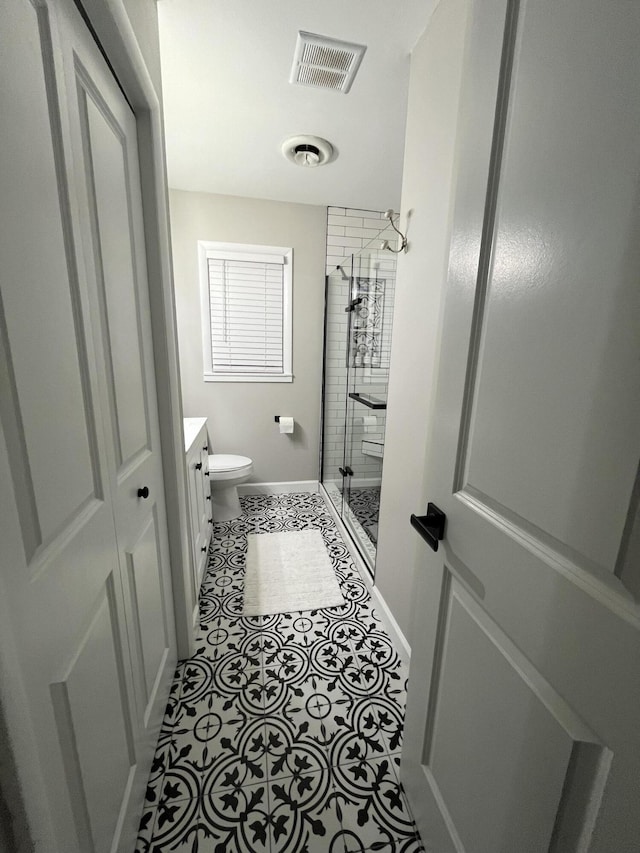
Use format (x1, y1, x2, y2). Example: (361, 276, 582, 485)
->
(136, 493, 423, 853)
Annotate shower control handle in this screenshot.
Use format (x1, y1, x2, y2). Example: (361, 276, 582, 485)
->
(410, 503, 446, 552)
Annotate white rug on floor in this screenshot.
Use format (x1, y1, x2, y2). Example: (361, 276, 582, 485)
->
(243, 530, 345, 616)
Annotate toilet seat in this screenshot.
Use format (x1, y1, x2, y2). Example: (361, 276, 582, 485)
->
(208, 454, 252, 481)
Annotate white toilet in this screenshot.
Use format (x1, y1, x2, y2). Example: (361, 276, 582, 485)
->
(208, 454, 253, 521)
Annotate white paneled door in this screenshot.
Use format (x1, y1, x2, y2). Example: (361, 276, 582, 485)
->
(0, 0, 176, 850)
(402, 1, 640, 852)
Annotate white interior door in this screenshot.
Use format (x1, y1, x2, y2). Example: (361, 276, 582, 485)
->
(0, 0, 175, 850)
(401, 1, 640, 852)
(60, 2, 176, 751)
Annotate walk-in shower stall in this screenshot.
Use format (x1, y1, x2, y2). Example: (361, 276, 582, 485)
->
(320, 225, 398, 576)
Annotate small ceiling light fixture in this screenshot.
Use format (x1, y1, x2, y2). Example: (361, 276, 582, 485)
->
(282, 134, 334, 168)
(380, 209, 408, 253)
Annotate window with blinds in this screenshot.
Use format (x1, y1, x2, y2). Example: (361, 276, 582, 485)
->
(198, 241, 293, 382)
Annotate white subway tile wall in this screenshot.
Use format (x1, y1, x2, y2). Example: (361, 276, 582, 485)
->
(323, 207, 397, 489)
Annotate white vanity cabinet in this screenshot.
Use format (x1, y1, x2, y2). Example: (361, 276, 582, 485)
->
(184, 418, 212, 610)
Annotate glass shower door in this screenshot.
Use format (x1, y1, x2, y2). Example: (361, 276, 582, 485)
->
(342, 244, 390, 569)
(320, 221, 397, 578)
(320, 260, 352, 516)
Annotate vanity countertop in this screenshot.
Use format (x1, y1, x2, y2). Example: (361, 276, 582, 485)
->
(183, 417, 208, 453)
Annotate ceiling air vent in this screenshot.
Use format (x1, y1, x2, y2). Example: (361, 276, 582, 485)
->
(289, 31, 367, 94)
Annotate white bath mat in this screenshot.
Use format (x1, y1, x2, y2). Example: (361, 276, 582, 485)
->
(243, 530, 345, 617)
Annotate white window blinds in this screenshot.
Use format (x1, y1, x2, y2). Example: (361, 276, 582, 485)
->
(199, 242, 293, 383)
(208, 256, 284, 374)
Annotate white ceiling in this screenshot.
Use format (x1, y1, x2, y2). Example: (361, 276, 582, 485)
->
(158, 0, 436, 210)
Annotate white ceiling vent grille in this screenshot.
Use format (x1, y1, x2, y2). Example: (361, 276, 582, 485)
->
(290, 31, 367, 94)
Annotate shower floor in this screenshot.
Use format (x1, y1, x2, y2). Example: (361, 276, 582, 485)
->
(322, 481, 378, 568)
(347, 487, 381, 545)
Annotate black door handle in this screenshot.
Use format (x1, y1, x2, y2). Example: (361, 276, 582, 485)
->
(137, 486, 150, 499)
(338, 466, 354, 477)
(410, 502, 446, 552)
(195, 462, 202, 470)
(344, 297, 363, 313)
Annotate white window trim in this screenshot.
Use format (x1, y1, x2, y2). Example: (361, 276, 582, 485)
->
(198, 240, 293, 383)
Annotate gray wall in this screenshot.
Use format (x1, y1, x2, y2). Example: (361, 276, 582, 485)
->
(170, 190, 326, 483)
(374, 0, 470, 644)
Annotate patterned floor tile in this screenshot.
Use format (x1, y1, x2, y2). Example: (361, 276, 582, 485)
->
(193, 617, 260, 664)
(178, 657, 217, 698)
(142, 796, 201, 852)
(137, 493, 422, 853)
(333, 758, 419, 852)
(199, 567, 244, 597)
(162, 684, 268, 801)
(367, 696, 404, 757)
(199, 782, 270, 852)
(200, 716, 269, 795)
(133, 802, 156, 853)
(268, 769, 343, 853)
(263, 713, 331, 781)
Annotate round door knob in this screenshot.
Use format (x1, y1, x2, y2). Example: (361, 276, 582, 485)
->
(195, 462, 202, 470)
(208, 518, 213, 524)
(203, 445, 209, 451)
(137, 486, 150, 499)
(201, 546, 207, 553)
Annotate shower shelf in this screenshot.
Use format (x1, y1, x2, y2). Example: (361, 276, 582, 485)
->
(349, 392, 387, 410)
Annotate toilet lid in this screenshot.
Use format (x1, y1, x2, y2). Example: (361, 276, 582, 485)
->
(209, 454, 252, 473)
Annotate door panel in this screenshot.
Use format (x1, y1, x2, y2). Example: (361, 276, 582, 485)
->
(427, 577, 604, 853)
(51, 577, 135, 853)
(402, 1, 640, 851)
(125, 512, 169, 720)
(459, 0, 640, 573)
(0, 0, 101, 556)
(80, 88, 151, 469)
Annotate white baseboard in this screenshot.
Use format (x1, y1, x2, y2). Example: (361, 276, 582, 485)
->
(368, 583, 411, 665)
(319, 484, 410, 665)
(238, 480, 319, 495)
